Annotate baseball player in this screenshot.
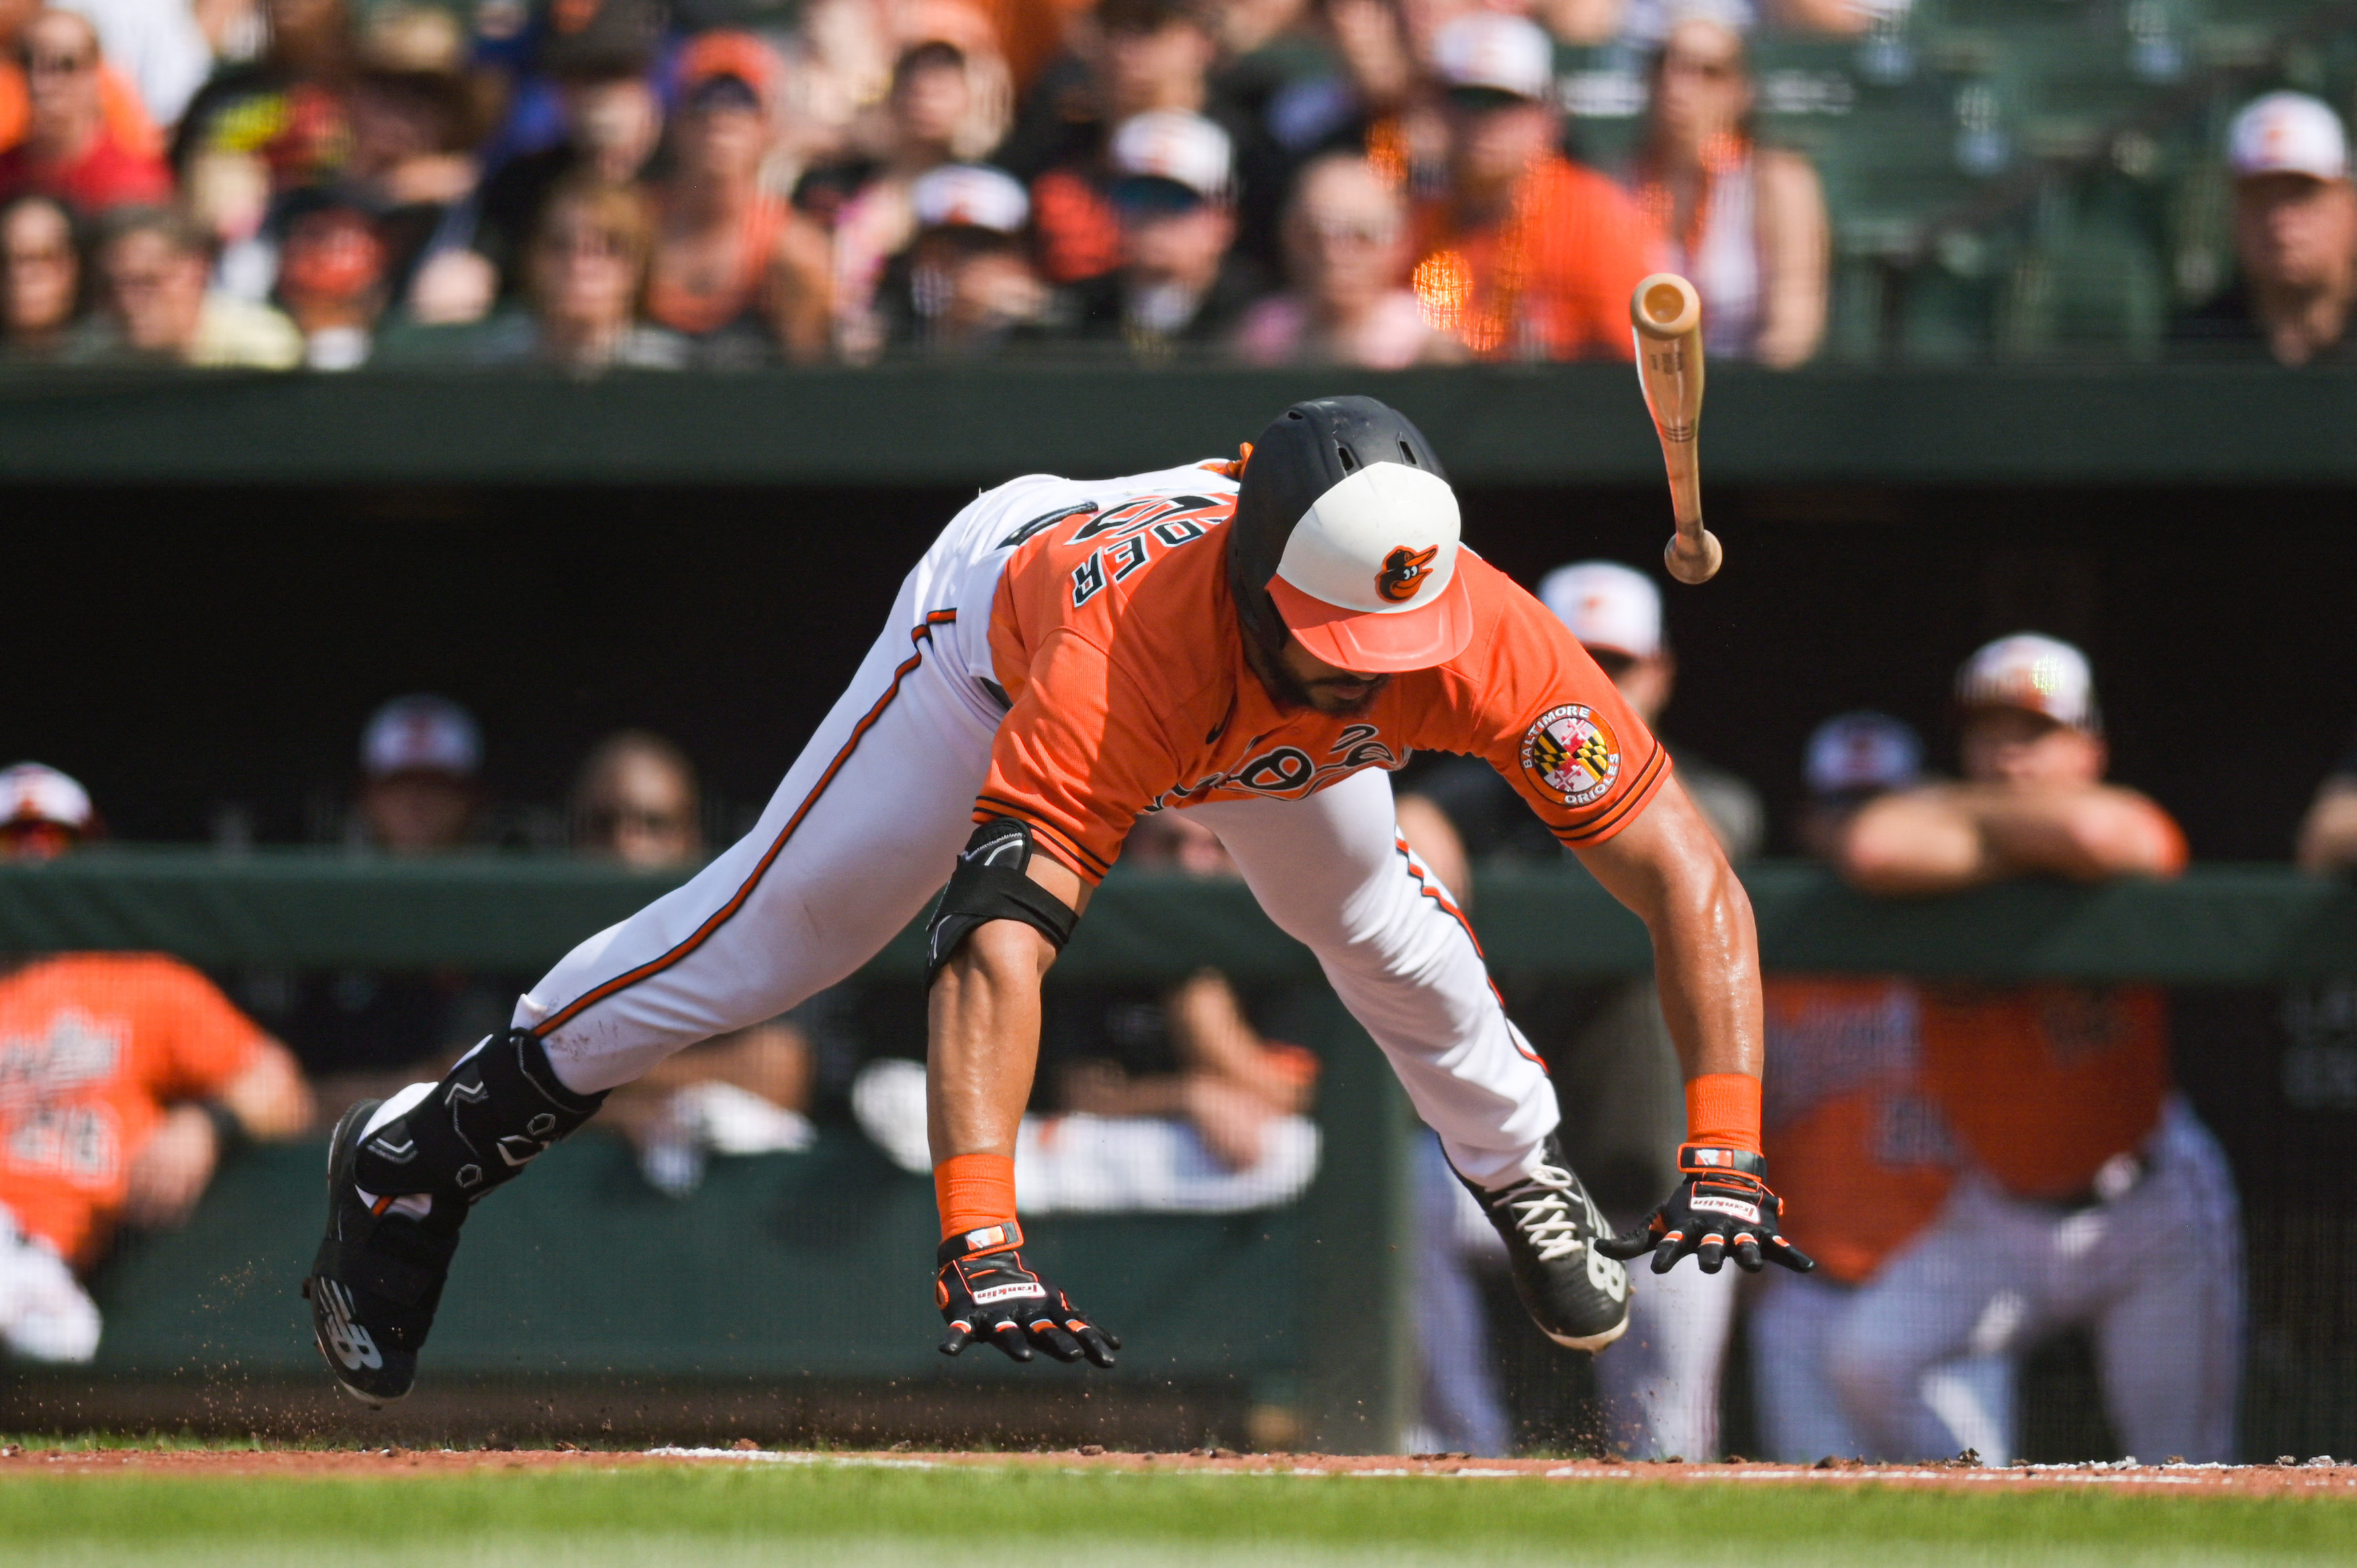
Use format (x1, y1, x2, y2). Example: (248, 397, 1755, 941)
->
(303, 396, 1813, 1403)
(1753, 713, 2010, 1464)
(1, 764, 314, 1363)
(1824, 637, 2244, 1463)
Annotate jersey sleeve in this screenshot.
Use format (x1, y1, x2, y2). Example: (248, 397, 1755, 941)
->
(1439, 562, 1672, 849)
(137, 958, 270, 1101)
(975, 626, 1182, 882)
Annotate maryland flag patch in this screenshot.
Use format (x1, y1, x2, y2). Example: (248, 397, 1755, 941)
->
(1521, 704, 1621, 807)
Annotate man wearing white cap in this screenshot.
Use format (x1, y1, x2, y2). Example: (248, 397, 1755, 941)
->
(307, 395, 1823, 1407)
(1754, 713, 2008, 1465)
(1410, 13, 1657, 361)
(1062, 109, 1266, 353)
(0, 763, 313, 1367)
(1827, 635, 2243, 1463)
(879, 163, 1053, 355)
(2174, 91, 2357, 366)
(355, 694, 484, 855)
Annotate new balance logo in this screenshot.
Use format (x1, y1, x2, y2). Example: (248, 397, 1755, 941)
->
(317, 1283, 384, 1371)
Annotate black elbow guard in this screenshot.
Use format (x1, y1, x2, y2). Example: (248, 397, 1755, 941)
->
(925, 817, 1081, 988)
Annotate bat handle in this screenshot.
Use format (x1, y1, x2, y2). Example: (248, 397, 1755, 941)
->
(1664, 524, 1722, 585)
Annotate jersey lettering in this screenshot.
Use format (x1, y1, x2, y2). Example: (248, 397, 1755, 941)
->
(1151, 519, 1206, 546)
(1071, 553, 1108, 607)
(1107, 536, 1152, 581)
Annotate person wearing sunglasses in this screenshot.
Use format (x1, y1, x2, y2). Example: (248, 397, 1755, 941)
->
(1233, 150, 1463, 367)
(0, 9, 168, 216)
(1627, 13, 1826, 368)
(1, 189, 78, 356)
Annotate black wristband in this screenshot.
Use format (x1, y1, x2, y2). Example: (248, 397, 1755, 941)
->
(199, 1100, 248, 1154)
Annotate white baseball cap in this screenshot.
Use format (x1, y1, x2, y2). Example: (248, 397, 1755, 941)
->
(1109, 111, 1234, 199)
(1956, 633, 2099, 733)
(1431, 14, 1554, 103)
(1535, 561, 1662, 659)
(2229, 91, 2350, 181)
(1804, 712, 1923, 798)
(363, 694, 483, 779)
(0, 762, 93, 832)
(1269, 463, 1465, 663)
(910, 163, 1030, 234)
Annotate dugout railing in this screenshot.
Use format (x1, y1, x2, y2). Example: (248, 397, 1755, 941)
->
(1, 852, 2353, 1455)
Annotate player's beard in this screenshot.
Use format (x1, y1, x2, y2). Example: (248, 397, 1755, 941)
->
(1295, 672, 1390, 715)
(1244, 630, 1391, 716)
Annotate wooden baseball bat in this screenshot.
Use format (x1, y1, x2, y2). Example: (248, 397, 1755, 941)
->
(1630, 273, 1721, 584)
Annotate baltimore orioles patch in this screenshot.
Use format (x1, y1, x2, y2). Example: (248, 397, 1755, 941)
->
(1521, 704, 1620, 807)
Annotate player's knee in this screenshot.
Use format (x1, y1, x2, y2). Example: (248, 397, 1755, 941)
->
(1823, 1309, 1920, 1416)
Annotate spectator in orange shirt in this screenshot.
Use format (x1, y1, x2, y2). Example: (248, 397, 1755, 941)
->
(1409, 13, 1657, 361)
(645, 35, 834, 367)
(0, 763, 312, 1365)
(0, 0, 162, 163)
(0, 10, 169, 217)
(1826, 635, 2243, 1464)
(1753, 712, 2013, 1465)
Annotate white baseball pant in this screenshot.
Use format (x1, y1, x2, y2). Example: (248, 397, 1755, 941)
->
(508, 473, 1561, 1190)
(1825, 1096, 2242, 1463)
(1749, 1269, 2015, 1464)
(1596, 1256, 1737, 1460)
(0, 1203, 100, 1365)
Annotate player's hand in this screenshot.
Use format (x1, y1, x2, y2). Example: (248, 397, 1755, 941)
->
(122, 1105, 221, 1228)
(935, 1222, 1119, 1367)
(1596, 1146, 1814, 1277)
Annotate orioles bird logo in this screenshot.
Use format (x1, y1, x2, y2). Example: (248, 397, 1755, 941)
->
(1376, 545, 1438, 603)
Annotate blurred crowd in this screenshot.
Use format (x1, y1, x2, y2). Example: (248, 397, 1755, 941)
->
(4, 0, 2340, 373)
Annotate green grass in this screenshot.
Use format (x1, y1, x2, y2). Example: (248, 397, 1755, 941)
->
(2, 1459, 2354, 1565)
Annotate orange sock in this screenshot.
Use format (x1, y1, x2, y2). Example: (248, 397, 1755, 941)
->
(1685, 1073, 1763, 1156)
(935, 1152, 1018, 1242)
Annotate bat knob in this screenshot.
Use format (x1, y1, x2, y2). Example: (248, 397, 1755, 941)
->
(1664, 528, 1723, 585)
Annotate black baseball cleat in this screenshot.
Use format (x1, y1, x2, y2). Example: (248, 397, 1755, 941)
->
(1461, 1138, 1631, 1352)
(302, 1099, 467, 1405)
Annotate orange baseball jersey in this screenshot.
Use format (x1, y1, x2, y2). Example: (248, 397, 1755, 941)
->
(1761, 975, 1958, 1286)
(979, 479, 1671, 882)
(1919, 982, 2174, 1203)
(0, 954, 267, 1267)
(1410, 155, 1659, 363)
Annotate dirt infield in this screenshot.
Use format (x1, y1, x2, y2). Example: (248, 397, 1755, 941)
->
(6, 1443, 2356, 1497)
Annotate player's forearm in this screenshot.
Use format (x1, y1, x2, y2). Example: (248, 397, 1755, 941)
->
(1576, 782, 1762, 1083)
(926, 920, 1057, 1160)
(1647, 853, 1764, 1084)
(220, 1042, 314, 1140)
(1963, 786, 2182, 880)
(1836, 790, 1992, 894)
